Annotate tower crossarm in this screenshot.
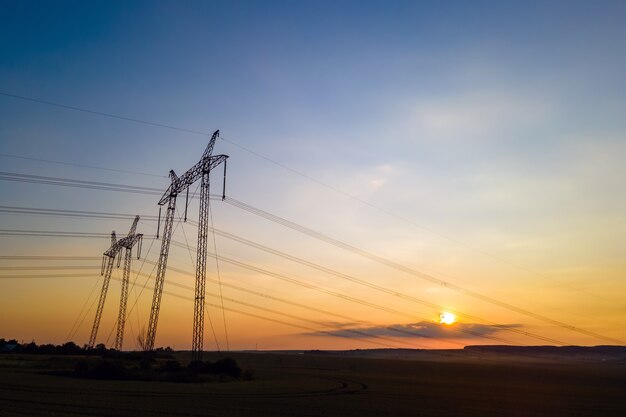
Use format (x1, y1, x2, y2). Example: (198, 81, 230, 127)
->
(158, 131, 228, 205)
(117, 233, 143, 250)
(103, 241, 123, 258)
(158, 155, 228, 205)
(103, 215, 142, 257)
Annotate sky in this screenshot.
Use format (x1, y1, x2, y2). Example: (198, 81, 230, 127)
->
(0, 1, 625, 351)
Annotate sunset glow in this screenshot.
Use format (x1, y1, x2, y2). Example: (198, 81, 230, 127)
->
(1, 2, 625, 353)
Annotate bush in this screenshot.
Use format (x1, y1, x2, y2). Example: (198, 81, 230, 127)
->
(189, 357, 242, 378)
(88, 361, 130, 380)
(161, 360, 182, 373)
(210, 358, 241, 378)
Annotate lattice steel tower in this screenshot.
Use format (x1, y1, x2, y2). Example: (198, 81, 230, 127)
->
(145, 130, 228, 362)
(89, 216, 143, 349)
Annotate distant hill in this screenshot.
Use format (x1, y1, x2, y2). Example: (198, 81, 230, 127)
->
(269, 345, 626, 363)
(463, 345, 626, 361)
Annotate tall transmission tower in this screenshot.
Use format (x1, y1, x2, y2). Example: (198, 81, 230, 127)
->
(88, 216, 143, 349)
(145, 130, 228, 361)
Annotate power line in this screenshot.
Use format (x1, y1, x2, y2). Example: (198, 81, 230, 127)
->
(208, 199, 230, 351)
(1, 250, 548, 348)
(2, 204, 620, 328)
(0, 171, 163, 196)
(220, 135, 620, 309)
(166, 240, 522, 346)
(0, 90, 616, 312)
(117, 235, 159, 349)
(90, 268, 414, 350)
(2, 170, 616, 314)
(0, 222, 612, 345)
(174, 189, 222, 353)
(5, 203, 617, 338)
(223, 196, 625, 345)
(108, 273, 418, 350)
(0, 255, 100, 261)
(0, 91, 211, 137)
(0, 230, 122, 238)
(0, 88, 619, 342)
(65, 274, 102, 342)
(151, 263, 467, 348)
(0, 258, 457, 347)
(204, 305, 221, 352)
(0, 205, 158, 222)
(0, 224, 593, 345)
(199, 225, 564, 345)
(0, 273, 100, 279)
(102, 215, 195, 349)
(4, 168, 611, 334)
(0, 266, 100, 271)
(0, 228, 157, 240)
(7, 241, 552, 345)
(163, 263, 366, 326)
(0, 152, 166, 178)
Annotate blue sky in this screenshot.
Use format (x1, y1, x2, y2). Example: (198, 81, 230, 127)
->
(1, 1, 625, 349)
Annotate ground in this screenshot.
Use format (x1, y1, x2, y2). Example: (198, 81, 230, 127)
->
(1, 350, 625, 417)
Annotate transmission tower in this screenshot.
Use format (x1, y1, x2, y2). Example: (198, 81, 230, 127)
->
(88, 216, 143, 349)
(113, 216, 143, 350)
(145, 130, 228, 362)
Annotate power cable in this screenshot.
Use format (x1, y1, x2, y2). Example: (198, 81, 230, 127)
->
(111, 273, 414, 350)
(0, 226, 588, 345)
(65, 274, 102, 342)
(1, 273, 101, 279)
(68, 277, 104, 342)
(0, 266, 101, 271)
(174, 183, 222, 353)
(162, 263, 372, 326)
(0, 205, 158, 221)
(208, 198, 230, 351)
(0, 171, 163, 196)
(0, 152, 166, 178)
(167, 240, 522, 346)
(223, 197, 625, 345)
(201, 225, 563, 344)
(0, 223, 612, 344)
(0, 225, 574, 344)
(0, 230, 124, 238)
(0, 91, 210, 136)
(3, 205, 620, 325)
(0, 255, 100, 261)
(0, 90, 615, 311)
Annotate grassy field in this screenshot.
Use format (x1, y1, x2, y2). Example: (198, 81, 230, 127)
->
(1, 350, 625, 416)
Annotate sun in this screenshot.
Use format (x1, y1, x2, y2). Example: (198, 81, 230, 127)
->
(439, 312, 456, 325)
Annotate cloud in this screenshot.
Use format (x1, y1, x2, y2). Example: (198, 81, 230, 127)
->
(306, 321, 522, 339)
(407, 92, 554, 142)
(361, 163, 404, 191)
(369, 178, 386, 189)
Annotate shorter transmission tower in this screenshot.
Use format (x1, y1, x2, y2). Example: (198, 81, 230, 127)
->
(88, 216, 143, 349)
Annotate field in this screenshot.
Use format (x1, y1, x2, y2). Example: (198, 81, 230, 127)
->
(1, 349, 625, 417)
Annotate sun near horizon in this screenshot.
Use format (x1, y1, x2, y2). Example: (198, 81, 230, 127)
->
(439, 312, 457, 326)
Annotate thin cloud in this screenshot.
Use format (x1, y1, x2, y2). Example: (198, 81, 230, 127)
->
(306, 321, 522, 339)
(409, 92, 554, 142)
